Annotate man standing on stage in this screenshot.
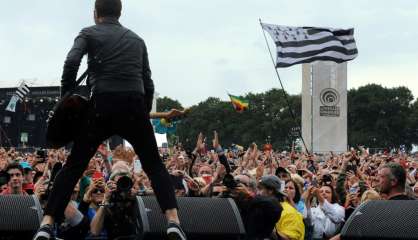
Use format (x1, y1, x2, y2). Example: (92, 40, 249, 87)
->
(34, 0, 187, 239)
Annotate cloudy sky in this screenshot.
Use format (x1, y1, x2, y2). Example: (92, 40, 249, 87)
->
(1, 0, 417, 107)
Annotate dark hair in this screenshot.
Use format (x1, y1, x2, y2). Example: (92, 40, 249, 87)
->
(383, 162, 406, 189)
(285, 179, 301, 203)
(246, 196, 283, 238)
(259, 183, 284, 202)
(5, 163, 24, 175)
(95, 0, 122, 18)
(321, 184, 339, 204)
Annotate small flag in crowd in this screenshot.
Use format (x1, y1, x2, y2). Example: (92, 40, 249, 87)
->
(15, 82, 30, 100)
(5, 95, 20, 112)
(228, 94, 249, 112)
(5, 81, 31, 112)
(261, 23, 358, 68)
(152, 118, 177, 134)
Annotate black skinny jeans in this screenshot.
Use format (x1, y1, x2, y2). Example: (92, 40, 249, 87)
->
(44, 92, 177, 221)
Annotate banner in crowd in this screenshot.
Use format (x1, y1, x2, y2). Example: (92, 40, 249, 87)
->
(261, 23, 358, 67)
(302, 62, 348, 153)
(5, 95, 20, 112)
(5, 81, 31, 112)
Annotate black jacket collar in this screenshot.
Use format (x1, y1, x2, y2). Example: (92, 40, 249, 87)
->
(100, 17, 121, 26)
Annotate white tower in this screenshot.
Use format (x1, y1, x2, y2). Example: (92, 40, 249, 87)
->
(302, 62, 348, 153)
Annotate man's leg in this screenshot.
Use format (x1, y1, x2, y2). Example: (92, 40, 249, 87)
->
(42, 136, 105, 223)
(121, 119, 178, 218)
(35, 109, 111, 239)
(119, 109, 186, 239)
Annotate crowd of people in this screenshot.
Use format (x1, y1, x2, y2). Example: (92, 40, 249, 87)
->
(0, 132, 417, 240)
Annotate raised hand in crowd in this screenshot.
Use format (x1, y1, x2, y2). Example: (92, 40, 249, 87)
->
(212, 130, 221, 150)
(34, 177, 47, 200)
(192, 132, 205, 156)
(83, 179, 102, 204)
(213, 163, 226, 183)
(256, 161, 265, 180)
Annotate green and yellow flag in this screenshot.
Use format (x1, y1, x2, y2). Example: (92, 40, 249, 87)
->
(228, 94, 249, 112)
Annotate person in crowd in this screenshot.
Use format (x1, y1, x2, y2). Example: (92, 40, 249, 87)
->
(360, 189, 381, 203)
(336, 153, 367, 205)
(170, 173, 189, 197)
(80, 177, 108, 239)
(90, 168, 139, 239)
(276, 167, 291, 182)
(0, 171, 9, 193)
(0, 163, 27, 196)
(378, 162, 414, 200)
(284, 179, 307, 218)
(225, 174, 282, 240)
(235, 173, 257, 198)
(258, 175, 305, 240)
(20, 161, 35, 194)
(304, 184, 345, 240)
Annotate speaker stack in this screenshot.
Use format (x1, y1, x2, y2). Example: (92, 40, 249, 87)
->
(0, 195, 246, 240)
(341, 200, 418, 240)
(136, 196, 246, 240)
(0, 195, 42, 240)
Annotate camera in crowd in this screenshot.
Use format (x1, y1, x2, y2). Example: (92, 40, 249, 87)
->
(36, 149, 48, 163)
(107, 174, 140, 238)
(110, 175, 134, 203)
(223, 173, 238, 190)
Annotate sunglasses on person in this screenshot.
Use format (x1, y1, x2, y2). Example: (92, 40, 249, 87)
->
(92, 188, 105, 194)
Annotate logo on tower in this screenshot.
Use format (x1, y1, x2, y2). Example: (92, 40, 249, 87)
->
(319, 88, 340, 117)
(320, 88, 340, 106)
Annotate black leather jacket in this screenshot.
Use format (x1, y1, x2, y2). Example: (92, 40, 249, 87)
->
(61, 18, 154, 109)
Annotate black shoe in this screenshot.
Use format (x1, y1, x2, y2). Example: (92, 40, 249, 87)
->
(33, 224, 54, 240)
(167, 221, 187, 240)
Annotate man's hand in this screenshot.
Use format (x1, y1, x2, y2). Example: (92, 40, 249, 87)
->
(256, 162, 265, 180)
(104, 180, 116, 203)
(232, 184, 251, 198)
(165, 108, 189, 119)
(312, 187, 325, 205)
(194, 132, 205, 154)
(344, 193, 358, 208)
(34, 177, 47, 200)
(97, 144, 110, 158)
(342, 152, 353, 170)
(83, 181, 96, 203)
(303, 186, 314, 208)
(213, 164, 226, 182)
(212, 131, 221, 150)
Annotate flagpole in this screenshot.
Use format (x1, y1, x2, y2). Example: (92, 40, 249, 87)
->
(258, 18, 310, 154)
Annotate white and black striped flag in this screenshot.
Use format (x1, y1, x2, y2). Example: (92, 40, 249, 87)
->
(15, 82, 30, 100)
(261, 23, 358, 68)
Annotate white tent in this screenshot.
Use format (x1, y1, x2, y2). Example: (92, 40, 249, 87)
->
(124, 133, 167, 149)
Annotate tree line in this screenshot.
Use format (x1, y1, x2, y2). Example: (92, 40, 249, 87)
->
(157, 84, 418, 151)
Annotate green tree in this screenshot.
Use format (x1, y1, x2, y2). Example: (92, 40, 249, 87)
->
(173, 84, 417, 151)
(156, 96, 183, 112)
(176, 90, 302, 151)
(348, 84, 414, 149)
